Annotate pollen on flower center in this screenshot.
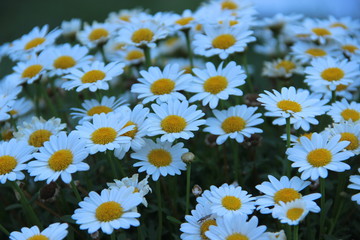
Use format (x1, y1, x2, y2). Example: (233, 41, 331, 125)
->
(212, 34, 236, 49)
(307, 148, 332, 167)
(200, 219, 217, 240)
(48, 149, 73, 171)
(27, 235, 50, 240)
(222, 116, 246, 133)
(273, 188, 301, 204)
(286, 207, 304, 221)
(81, 70, 106, 83)
(175, 17, 194, 26)
(340, 132, 359, 150)
(312, 28, 331, 36)
(203, 75, 228, 94)
(24, 37, 46, 50)
(277, 100, 302, 113)
(28, 129, 52, 147)
(0, 155, 17, 175)
(53, 56, 76, 69)
(131, 28, 154, 43)
(222, 196, 242, 210)
(226, 233, 249, 240)
(88, 28, 109, 41)
(342, 45, 358, 53)
(161, 115, 187, 133)
(148, 149, 172, 167)
(95, 201, 123, 222)
(275, 60, 295, 73)
(335, 84, 348, 91)
(150, 78, 175, 95)
(91, 127, 117, 145)
(87, 105, 113, 116)
(306, 48, 327, 57)
(126, 50, 144, 60)
(121, 121, 138, 139)
(341, 109, 360, 121)
(22, 64, 43, 78)
(221, 0, 238, 10)
(321, 67, 344, 82)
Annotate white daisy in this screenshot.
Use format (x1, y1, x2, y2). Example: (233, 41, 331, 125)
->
(309, 79, 360, 101)
(7, 97, 33, 119)
(0, 96, 15, 122)
(72, 187, 142, 234)
(327, 121, 360, 154)
(262, 56, 303, 78)
(77, 22, 117, 48)
(291, 41, 338, 64)
(327, 16, 360, 35)
(348, 169, 360, 205)
(187, 61, 245, 109)
(327, 99, 360, 123)
(61, 18, 82, 37)
(166, 57, 206, 75)
(12, 54, 48, 84)
(146, 99, 206, 142)
(0, 122, 15, 142)
(172, 9, 197, 31)
(286, 132, 354, 180)
(106, 9, 146, 24)
(115, 46, 145, 65)
(272, 199, 310, 225)
(131, 138, 187, 181)
(9, 223, 68, 240)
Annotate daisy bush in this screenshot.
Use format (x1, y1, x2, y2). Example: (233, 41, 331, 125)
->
(1, 0, 360, 239)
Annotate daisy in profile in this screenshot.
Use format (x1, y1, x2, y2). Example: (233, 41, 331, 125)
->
(62, 61, 125, 92)
(327, 16, 360, 35)
(291, 41, 338, 64)
(287, 132, 354, 180)
(166, 58, 206, 75)
(0, 139, 34, 184)
(204, 104, 263, 145)
(70, 95, 128, 124)
(14, 117, 66, 148)
(12, 54, 48, 84)
(348, 169, 360, 204)
(116, 46, 146, 65)
(1, 122, 15, 142)
(255, 175, 321, 214)
(172, 9, 197, 31)
(131, 63, 192, 104)
(0, 96, 15, 122)
(304, 56, 359, 91)
(205, 215, 267, 240)
(272, 199, 310, 225)
(310, 80, 360, 101)
(77, 22, 117, 48)
(72, 187, 142, 234)
(107, 174, 151, 206)
(74, 112, 134, 154)
(7, 97, 33, 119)
(336, 37, 360, 60)
(187, 61, 245, 109)
(9, 222, 68, 240)
(61, 18, 82, 38)
(258, 87, 329, 131)
(327, 121, 360, 154)
(327, 99, 360, 123)
(146, 99, 206, 142)
(29, 131, 89, 184)
(193, 22, 255, 59)
(262, 56, 303, 79)
(131, 138, 187, 181)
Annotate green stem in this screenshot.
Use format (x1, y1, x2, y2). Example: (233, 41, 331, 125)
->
(328, 192, 345, 235)
(111, 232, 116, 240)
(285, 117, 291, 177)
(0, 223, 9, 236)
(185, 163, 192, 215)
(232, 140, 240, 184)
(107, 151, 119, 179)
(70, 180, 82, 203)
(143, 46, 151, 68)
(319, 178, 326, 239)
(242, 53, 254, 93)
(156, 180, 163, 240)
(184, 30, 194, 72)
(9, 114, 17, 132)
(40, 82, 58, 117)
(293, 225, 299, 240)
(331, 90, 336, 103)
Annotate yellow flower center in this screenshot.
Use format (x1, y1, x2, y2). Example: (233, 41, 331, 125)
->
(48, 149, 73, 171)
(212, 34, 236, 49)
(195, 24, 202, 31)
(312, 28, 331, 36)
(24, 37, 45, 50)
(277, 100, 302, 113)
(1, 130, 14, 141)
(175, 17, 194, 26)
(114, 43, 126, 50)
(21, 64, 43, 78)
(161, 115, 187, 133)
(150, 78, 175, 95)
(200, 219, 217, 240)
(53, 56, 76, 69)
(335, 84, 348, 91)
(0, 155, 17, 175)
(275, 60, 296, 73)
(307, 148, 332, 167)
(221, 116, 246, 133)
(119, 15, 130, 22)
(330, 22, 348, 29)
(87, 106, 113, 116)
(341, 109, 360, 121)
(286, 207, 304, 221)
(273, 188, 301, 204)
(148, 149, 172, 167)
(95, 201, 123, 222)
(121, 121, 138, 139)
(321, 68, 344, 82)
(91, 127, 117, 145)
(340, 132, 359, 150)
(131, 28, 154, 43)
(221, 0, 238, 10)
(88, 28, 109, 41)
(81, 70, 106, 83)
(226, 233, 249, 240)
(9, 110, 18, 116)
(28, 129, 52, 147)
(203, 76, 228, 94)
(306, 48, 327, 57)
(222, 196, 242, 210)
(342, 44, 358, 53)
(27, 235, 49, 240)
(126, 50, 144, 61)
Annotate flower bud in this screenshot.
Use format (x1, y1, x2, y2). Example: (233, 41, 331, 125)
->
(182, 152, 195, 163)
(192, 184, 202, 197)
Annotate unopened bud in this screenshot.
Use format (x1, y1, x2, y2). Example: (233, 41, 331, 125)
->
(182, 152, 195, 163)
(90, 231, 99, 239)
(244, 93, 261, 107)
(192, 184, 202, 197)
(39, 182, 59, 203)
(205, 134, 218, 147)
(310, 179, 319, 190)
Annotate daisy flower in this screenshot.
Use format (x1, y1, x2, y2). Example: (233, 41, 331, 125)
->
(304, 56, 359, 91)
(106, 9, 145, 24)
(291, 41, 338, 64)
(131, 138, 187, 181)
(166, 57, 206, 75)
(28, 131, 89, 184)
(62, 61, 125, 92)
(74, 112, 134, 154)
(262, 56, 303, 78)
(327, 16, 360, 35)
(310, 79, 360, 101)
(146, 99, 206, 142)
(12, 54, 48, 84)
(258, 87, 329, 131)
(272, 199, 310, 225)
(115, 46, 145, 65)
(327, 121, 360, 154)
(77, 22, 117, 48)
(286, 132, 354, 180)
(9, 223, 68, 240)
(61, 18, 82, 37)
(327, 99, 360, 123)
(14, 117, 66, 148)
(187, 61, 245, 109)
(0, 122, 15, 142)
(131, 63, 192, 104)
(172, 9, 197, 31)
(336, 37, 360, 60)
(72, 187, 142, 234)
(205, 215, 268, 240)
(0, 139, 34, 184)
(348, 169, 360, 205)
(7, 97, 33, 119)
(107, 174, 151, 206)
(0, 96, 15, 122)
(193, 22, 255, 59)
(255, 175, 321, 214)
(204, 105, 263, 145)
